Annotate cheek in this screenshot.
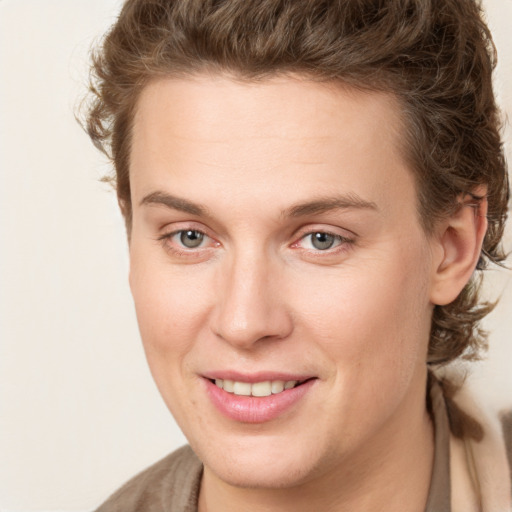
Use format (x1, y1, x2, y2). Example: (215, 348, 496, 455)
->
(296, 256, 432, 440)
(128, 253, 214, 423)
(294, 246, 432, 381)
(129, 247, 211, 360)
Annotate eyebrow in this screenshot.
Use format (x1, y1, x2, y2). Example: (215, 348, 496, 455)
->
(140, 191, 209, 216)
(140, 191, 378, 218)
(283, 194, 378, 218)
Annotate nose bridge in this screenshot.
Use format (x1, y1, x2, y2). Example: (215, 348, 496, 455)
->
(212, 245, 292, 347)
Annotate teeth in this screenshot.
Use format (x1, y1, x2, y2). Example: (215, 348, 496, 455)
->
(233, 382, 252, 396)
(251, 381, 272, 397)
(271, 381, 284, 394)
(213, 379, 300, 396)
(223, 379, 234, 392)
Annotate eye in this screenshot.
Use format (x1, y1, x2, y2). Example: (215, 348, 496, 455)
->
(178, 229, 205, 249)
(157, 228, 214, 253)
(300, 231, 345, 251)
(308, 232, 338, 250)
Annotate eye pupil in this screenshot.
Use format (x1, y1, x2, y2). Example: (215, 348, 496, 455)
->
(311, 232, 335, 250)
(180, 230, 204, 248)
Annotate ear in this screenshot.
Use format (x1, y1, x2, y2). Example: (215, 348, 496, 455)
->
(429, 188, 488, 306)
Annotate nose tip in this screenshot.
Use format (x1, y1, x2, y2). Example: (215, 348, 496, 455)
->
(211, 258, 293, 349)
(214, 313, 289, 348)
(214, 325, 265, 349)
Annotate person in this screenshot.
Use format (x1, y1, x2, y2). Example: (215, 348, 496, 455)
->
(84, 0, 512, 510)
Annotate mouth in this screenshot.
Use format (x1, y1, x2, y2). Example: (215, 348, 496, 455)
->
(204, 375, 317, 423)
(202, 370, 317, 423)
(209, 378, 309, 397)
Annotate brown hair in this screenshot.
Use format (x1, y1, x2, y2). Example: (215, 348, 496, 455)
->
(84, 0, 509, 365)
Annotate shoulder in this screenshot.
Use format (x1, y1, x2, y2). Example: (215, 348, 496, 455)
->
(432, 371, 512, 494)
(95, 445, 203, 512)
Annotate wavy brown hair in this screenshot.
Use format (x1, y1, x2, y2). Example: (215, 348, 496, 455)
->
(84, 0, 509, 366)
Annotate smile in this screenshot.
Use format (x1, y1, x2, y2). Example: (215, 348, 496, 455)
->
(213, 379, 301, 397)
(206, 377, 316, 423)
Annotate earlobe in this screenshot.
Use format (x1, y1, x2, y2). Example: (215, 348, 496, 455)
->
(429, 190, 488, 306)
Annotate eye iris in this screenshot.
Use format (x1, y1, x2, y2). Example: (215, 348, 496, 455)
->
(311, 232, 335, 250)
(180, 230, 204, 248)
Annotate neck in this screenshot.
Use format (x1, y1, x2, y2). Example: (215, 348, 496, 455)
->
(199, 375, 434, 512)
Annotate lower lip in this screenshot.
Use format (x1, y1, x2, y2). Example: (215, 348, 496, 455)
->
(204, 379, 316, 423)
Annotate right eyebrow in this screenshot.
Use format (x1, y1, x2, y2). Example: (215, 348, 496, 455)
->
(139, 191, 209, 216)
(283, 194, 379, 218)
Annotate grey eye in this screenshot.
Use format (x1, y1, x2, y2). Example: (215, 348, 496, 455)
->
(180, 230, 204, 248)
(310, 232, 336, 250)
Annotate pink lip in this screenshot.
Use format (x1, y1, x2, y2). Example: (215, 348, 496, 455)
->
(204, 377, 316, 424)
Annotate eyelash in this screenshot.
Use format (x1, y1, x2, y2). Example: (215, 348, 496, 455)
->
(157, 229, 217, 257)
(157, 228, 354, 258)
(292, 231, 353, 254)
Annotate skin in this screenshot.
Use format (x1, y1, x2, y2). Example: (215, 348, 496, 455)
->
(128, 75, 486, 512)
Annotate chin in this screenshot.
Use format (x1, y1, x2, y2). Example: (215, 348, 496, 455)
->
(192, 432, 327, 489)
(209, 458, 320, 490)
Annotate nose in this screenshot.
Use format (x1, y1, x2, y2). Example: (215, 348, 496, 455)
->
(211, 250, 293, 349)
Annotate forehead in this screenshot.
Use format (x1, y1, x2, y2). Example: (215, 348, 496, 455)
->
(132, 75, 405, 153)
(130, 75, 415, 218)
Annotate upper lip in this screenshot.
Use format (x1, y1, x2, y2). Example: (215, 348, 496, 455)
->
(203, 371, 316, 383)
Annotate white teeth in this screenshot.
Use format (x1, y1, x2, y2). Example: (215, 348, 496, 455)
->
(213, 379, 300, 396)
(251, 381, 272, 397)
(271, 381, 285, 394)
(233, 382, 252, 396)
(223, 379, 234, 392)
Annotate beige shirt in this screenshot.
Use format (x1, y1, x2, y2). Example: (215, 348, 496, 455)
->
(96, 384, 512, 512)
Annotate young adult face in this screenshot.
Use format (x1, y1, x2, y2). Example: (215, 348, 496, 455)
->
(128, 76, 440, 490)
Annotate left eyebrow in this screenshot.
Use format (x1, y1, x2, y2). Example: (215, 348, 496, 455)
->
(282, 194, 379, 218)
(139, 191, 210, 217)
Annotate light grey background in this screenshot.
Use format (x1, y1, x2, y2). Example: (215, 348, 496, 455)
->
(0, 0, 510, 510)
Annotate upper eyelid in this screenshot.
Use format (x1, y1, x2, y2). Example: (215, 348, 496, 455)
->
(160, 228, 213, 245)
(159, 227, 207, 237)
(158, 222, 212, 239)
(301, 230, 346, 239)
(295, 232, 349, 248)
(294, 225, 356, 240)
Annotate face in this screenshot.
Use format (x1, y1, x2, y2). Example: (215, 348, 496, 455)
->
(129, 76, 436, 489)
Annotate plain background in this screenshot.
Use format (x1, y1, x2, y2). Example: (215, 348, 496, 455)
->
(0, 0, 511, 510)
